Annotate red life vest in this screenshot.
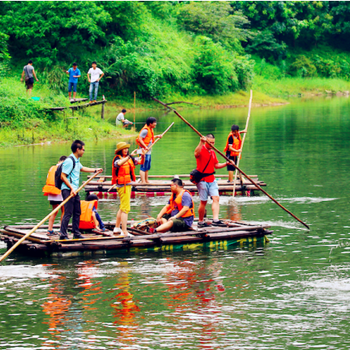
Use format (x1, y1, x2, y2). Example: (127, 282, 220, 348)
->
(136, 124, 155, 148)
(165, 190, 195, 218)
(224, 132, 242, 157)
(111, 155, 136, 185)
(79, 200, 98, 230)
(196, 145, 217, 183)
(42, 165, 61, 196)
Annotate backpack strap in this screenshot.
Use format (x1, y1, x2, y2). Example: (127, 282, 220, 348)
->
(67, 156, 76, 183)
(201, 150, 213, 173)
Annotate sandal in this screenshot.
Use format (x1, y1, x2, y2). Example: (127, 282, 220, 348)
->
(47, 230, 58, 237)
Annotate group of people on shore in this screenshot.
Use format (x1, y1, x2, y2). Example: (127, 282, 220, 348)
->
(43, 120, 245, 239)
(22, 60, 104, 103)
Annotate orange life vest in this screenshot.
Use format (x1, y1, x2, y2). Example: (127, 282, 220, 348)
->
(223, 132, 242, 157)
(136, 124, 155, 148)
(79, 200, 98, 230)
(42, 165, 61, 196)
(111, 155, 136, 185)
(165, 190, 195, 218)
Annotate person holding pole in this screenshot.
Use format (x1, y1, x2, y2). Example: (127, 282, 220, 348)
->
(59, 140, 103, 240)
(136, 117, 163, 184)
(224, 125, 246, 183)
(194, 134, 231, 228)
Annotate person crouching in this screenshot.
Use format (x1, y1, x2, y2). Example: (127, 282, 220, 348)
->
(79, 194, 107, 233)
(155, 178, 195, 233)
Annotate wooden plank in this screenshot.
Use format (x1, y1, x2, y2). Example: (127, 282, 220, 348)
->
(70, 98, 88, 104)
(160, 236, 201, 243)
(87, 174, 259, 179)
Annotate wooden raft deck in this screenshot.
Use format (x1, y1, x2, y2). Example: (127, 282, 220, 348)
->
(0, 221, 272, 258)
(84, 174, 266, 197)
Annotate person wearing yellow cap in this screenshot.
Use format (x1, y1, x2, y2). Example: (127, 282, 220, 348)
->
(111, 142, 139, 236)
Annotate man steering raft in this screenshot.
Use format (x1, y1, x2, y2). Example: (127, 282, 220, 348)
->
(194, 134, 230, 228)
(155, 178, 194, 233)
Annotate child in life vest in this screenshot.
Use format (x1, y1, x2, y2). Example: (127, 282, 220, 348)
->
(223, 125, 246, 183)
(112, 142, 139, 236)
(79, 194, 107, 233)
(42, 156, 67, 236)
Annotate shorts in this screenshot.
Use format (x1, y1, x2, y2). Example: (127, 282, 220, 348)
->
(117, 185, 132, 214)
(25, 78, 34, 89)
(170, 217, 191, 232)
(68, 82, 77, 92)
(227, 155, 238, 171)
(140, 154, 151, 172)
(50, 200, 62, 206)
(197, 180, 219, 201)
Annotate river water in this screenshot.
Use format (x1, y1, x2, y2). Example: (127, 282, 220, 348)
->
(0, 96, 350, 349)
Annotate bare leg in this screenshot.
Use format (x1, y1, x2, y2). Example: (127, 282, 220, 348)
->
(28, 87, 33, 97)
(156, 220, 174, 233)
(68, 92, 71, 99)
(140, 170, 146, 184)
(198, 201, 207, 222)
(228, 171, 234, 182)
(145, 170, 150, 184)
(115, 209, 122, 230)
(48, 204, 59, 231)
(212, 196, 220, 221)
(73, 91, 76, 99)
(120, 211, 128, 235)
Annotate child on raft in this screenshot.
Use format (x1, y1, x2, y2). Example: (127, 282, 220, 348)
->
(112, 142, 139, 236)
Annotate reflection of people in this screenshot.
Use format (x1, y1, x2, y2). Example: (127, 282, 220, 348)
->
(87, 61, 104, 103)
(224, 124, 246, 183)
(66, 62, 81, 100)
(42, 156, 67, 236)
(116, 109, 133, 128)
(194, 134, 229, 228)
(112, 142, 139, 236)
(155, 178, 194, 233)
(79, 194, 107, 233)
(20, 60, 39, 97)
(136, 117, 162, 184)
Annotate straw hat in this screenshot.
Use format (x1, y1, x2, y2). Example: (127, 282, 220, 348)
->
(115, 142, 130, 154)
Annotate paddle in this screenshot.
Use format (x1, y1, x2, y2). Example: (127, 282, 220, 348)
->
(152, 97, 310, 230)
(107, 122, 175, 192)
(233, 90, 253, 196)
(0, 170, 103, 263)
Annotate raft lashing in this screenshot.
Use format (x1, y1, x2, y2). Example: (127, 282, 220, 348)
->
(0, 221, 272, 258)
(84, 174, 267, 198)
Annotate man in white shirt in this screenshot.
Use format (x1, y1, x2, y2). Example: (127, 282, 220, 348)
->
(87, 61, 104, 103)
(116, 109, 133, 128)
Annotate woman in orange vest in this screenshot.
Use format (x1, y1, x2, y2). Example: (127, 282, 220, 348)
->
(112, 142, 139, 236)
(136, 117, 162, 184)
(223, 125, 246, 183)
(42, 156, 67, 236)
(155, 178, 195, 233)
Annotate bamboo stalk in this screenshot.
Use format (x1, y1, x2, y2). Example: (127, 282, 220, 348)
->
(152, 97, 310, 230)
(0, 171, 102, 263)
(233, 90, 253, 196)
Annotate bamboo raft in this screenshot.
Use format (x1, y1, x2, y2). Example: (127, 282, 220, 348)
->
(84, 174, 267, 197)
(0, 221, 272, 258)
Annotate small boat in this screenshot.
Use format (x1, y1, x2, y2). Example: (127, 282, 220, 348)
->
(0, 221, 272, 259)
(84, 174, 267, 198)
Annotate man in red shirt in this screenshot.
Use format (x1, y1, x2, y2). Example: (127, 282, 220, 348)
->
(194, 134, 230, 227)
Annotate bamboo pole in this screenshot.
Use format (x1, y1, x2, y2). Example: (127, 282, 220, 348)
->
(0, 171, 103, 263)
(152, 97, 310, 230)
(107, 122, 175, 192)
(233, 90, 253, 196)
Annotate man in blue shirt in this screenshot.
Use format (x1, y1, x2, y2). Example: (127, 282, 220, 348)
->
(66, 63, 81, 101)
(60, 140, 103, 240)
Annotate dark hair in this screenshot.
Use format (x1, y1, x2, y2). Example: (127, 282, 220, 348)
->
(171, 178, 183, 187)
(122, 109, 127, 113)
(231, 124, 239, 132)
(146, 117, 157, 126)
(28, 60, 33, 64)
(71, 140, 85, 153)
(206, 133, 215, 138)
(59, 155, 67, 162)
(73, 62, 77, 66)
(92, 61, 97, 65)
(116, 148, 129, 156)
(86, 194, 98, 202)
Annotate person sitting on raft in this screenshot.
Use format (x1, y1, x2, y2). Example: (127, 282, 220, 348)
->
(79, 194, 108, 233)
(155, 178, 195, 233)
(112, 142, 139, 236)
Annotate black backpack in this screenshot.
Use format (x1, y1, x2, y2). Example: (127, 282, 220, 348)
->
(54, 156, 76, 190)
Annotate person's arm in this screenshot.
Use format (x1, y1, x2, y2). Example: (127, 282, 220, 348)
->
(91, 211, 100, 230)
(228, 145, 241, 153)
(61, 172, 76, 196)
(116, 150, 137, 167)
(20, 70, 25, 82)
(156, 205, 169, 223)
(81, 167, 103, 173)
(155, 134, 163, 139)
(170, 206, 190, 220)
(194, 137, 206, 158)
(97, 72, 104, 82)
(87, 71, 91, 83)
(137, 130, 149, 150)
(33, 69, 39, 82)
(239, 129, 247, 134)
(74, 69, 81, 78)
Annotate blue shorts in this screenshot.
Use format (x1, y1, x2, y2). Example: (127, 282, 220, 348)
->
(197, 180, 219, 201)
(140, 154, 151, 172)
(68, 82, 77, 92)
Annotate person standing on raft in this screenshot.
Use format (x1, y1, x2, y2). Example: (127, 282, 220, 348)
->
(155, 178, 195, 233)
(195, 134, 231, 228)
(224, 124, 246, 183)
(42, 156, 67, 236)
(136, 117, 162, 184)
(112, 142, 139, 236)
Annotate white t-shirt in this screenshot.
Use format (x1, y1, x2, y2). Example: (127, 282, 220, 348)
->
(116, 112, 125, 125)
(88, 67, 103, 83)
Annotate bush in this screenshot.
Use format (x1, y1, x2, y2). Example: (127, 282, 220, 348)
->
(288, 55, 317, 77)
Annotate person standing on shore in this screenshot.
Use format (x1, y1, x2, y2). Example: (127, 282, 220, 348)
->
(87, 61, 104, 103)
(59, 140, 103, 240)
(20, 60, 39, 97)
(116, 109, 133, 128)
(66, 63, 81, 101)
(194, 134, 230, 228)
(136, 117, 162, 184)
